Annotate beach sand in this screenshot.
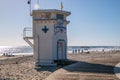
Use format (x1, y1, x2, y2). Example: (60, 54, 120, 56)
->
(0, 51, 120, 80)
(0, 55, 56, 80)
(45, 51, 120, 80)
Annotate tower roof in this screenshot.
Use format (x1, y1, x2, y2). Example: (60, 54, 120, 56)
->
(32, 9, 71, 16)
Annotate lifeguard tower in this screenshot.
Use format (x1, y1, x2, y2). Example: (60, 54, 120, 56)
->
(23, 2, 71, 66)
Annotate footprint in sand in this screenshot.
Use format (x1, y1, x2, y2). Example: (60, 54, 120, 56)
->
(114, 63, 120, 79)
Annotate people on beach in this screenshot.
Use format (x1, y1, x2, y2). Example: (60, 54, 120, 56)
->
(75, 49, 77, 53)
(2, 50, 14, 57)
(81, 49, 84, 53)
(78, 49, 80, 53)
(72, 49, 83, 54)
(72, 50, 74, 53)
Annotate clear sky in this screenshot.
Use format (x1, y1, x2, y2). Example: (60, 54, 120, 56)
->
(0, 0, 120, 46)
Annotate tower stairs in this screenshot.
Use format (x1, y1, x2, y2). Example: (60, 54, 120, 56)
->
(23, 27, 33, 48)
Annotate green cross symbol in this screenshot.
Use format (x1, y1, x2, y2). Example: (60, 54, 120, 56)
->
(42, 26, 49, 33)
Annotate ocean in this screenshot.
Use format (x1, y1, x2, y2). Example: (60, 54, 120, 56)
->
(68, 46, 120, 53)
(0, 46, 33, 56)
(0, 46, 120, 56)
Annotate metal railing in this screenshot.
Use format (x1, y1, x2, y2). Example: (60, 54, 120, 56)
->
(23, 27, 33, 47)
(23, 27, 33, 38)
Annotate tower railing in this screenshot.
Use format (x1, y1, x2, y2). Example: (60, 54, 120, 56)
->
(23, 27, 33, 48)
(23, 27, 33, 38)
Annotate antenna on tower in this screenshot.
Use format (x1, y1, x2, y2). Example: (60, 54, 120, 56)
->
(27, 0, 32, 16)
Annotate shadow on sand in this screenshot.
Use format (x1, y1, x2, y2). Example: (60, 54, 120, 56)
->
(63, 60, 120, 74)
(35, 66, 58, 72)
(34, 59, 77, 72)
(0, 78, 14, 80)
(34, 59, 120, 74)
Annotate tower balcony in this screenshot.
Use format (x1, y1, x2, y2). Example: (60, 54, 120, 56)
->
(23, 27, 33, 48)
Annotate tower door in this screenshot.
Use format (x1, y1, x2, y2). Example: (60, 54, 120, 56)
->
(57, 40, 66, 60)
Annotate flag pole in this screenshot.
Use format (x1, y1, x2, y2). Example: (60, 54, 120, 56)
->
(61, 2, 63, 11)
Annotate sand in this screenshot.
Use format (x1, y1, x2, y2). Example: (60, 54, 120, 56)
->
(0, 51, 120, 80)
(0, 55, 56, 80)
(45, 51, 120, 80)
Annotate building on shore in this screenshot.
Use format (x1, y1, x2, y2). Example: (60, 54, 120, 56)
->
(23, 2, 71, 66)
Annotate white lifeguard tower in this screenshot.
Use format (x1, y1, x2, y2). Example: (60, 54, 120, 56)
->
(23, 2, 71, 66)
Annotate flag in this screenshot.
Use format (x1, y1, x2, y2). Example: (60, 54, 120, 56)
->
(61, 2, 64, 10)
(28, 0, 31, 4)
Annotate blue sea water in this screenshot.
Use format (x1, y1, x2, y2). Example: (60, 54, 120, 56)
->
(0, 46, 120, 55)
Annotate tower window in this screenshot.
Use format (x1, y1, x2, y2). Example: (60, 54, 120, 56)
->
(57, 14, 64, 20)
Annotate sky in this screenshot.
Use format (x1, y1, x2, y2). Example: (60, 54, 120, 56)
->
(0, 0, 120, 46)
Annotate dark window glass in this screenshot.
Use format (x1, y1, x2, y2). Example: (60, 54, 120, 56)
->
(57, 14, 64, 20)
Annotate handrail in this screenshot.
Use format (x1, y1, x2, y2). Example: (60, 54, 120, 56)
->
(23, 27, 33, 48)
(23, 27, 33, 38)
